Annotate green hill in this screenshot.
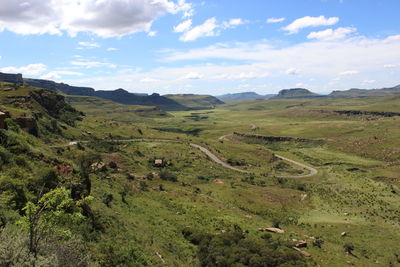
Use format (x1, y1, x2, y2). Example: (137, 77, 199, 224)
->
(329, 84, 400, 98)
(217, 92, 275, 102)
(273, 88, 320, 98)
(164, 94, 224, 109)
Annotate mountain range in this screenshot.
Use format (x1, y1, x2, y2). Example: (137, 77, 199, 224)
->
(1, 72, 400, 108)
(217, 92, 275, 102)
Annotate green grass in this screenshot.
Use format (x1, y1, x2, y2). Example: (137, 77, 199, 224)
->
(2, 85, 400, 266)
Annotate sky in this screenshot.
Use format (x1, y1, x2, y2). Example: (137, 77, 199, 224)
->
(0, 0, 399, 95)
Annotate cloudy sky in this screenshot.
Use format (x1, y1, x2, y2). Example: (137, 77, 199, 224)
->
(0, 0, 399, 95)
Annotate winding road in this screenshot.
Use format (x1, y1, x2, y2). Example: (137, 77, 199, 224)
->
(58, 128, 317, 178)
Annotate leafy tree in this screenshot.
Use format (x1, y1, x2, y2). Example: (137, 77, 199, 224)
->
(18, 187, 92, 259)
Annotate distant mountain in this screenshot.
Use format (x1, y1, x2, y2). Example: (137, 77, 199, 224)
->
(217, 92, 275, 102)
(17, 76, 185, 111)
(329, 85, 400, 98)
(273, 88, 320, 99)
(164, 94, 224, 109)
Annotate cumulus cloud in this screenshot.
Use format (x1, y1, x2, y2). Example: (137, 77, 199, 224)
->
(362, 79, 376, 84)
(0, 0, 193, 37)
(266, 17, 286, 24)
(178, 17, 245, 42)
(0, 63, 47, 76)
(173, 19, 192, 33)
(339, 70, 358, 76)
(214, 72, 268, 80)
(184, 72, 203, 79)
(179, 17, 218, 42)
(283, 15, 339, 34)
(77, 41, 100, 49)
(384, 64, 397, 68)
(147, 30, 157, 37)
(286, 68, 300, 75)
(307, 27, 356, 41)
(222, 18, 246, 29)
(107, 47, 118, 51)
(40, 70, 84, 80)
(70, 61, 116, 69)
(140, 77, 159, 83)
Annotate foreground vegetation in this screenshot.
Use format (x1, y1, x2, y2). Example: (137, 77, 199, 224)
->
(1, 82, 400, 266)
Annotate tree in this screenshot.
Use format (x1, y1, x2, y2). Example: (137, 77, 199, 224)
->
(18, 187, 92, 259)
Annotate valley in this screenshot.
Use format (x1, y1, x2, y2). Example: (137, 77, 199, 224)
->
(1, 81, 400, 266)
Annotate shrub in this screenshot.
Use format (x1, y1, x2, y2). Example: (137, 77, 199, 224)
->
(102, 194, 113, 207)
(183, 226, 307, 267)
(159, 171, 178, 182)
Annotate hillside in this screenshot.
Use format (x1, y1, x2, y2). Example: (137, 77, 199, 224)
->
(66, 95, 170, 121)
(0, 81, 83, 136)
(273, 88, 320, 99)
(164, 94, 224, 109)
(329, 84, 400, 98)
(1, 79, 400, 266)
(217, 92, 275, 102)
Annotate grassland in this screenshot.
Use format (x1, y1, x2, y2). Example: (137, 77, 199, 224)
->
(62, 93, 400, 266)
(1, 83, 400, 266)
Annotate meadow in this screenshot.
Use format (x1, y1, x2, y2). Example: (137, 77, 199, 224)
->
(64, 94, 400, 266)
(1, 83, 399, 266)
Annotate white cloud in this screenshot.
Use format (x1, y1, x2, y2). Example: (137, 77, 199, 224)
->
(0, 63, 47, 76)
(184, 72, 203, 79)
(266, 17, 286, 24)
(107, 47, 118, 51)
(384, 64, 397, 68)
(40, 70, 84, 80)
(362, 79, 376, 84)
(148, 30, 157, 37)
(307, 27, 356, 41)
(0, 0, 193, 37)
(70, 61, 116, 69)
(339, 70, 358, 76)
(180, 17, 218, 42)
(173, 19, 192, 33)
(385, 35, 400, 42)
(214, 72, 268, 80)
(286, 68, 300, 75)
(222, 18, 246, 29)
(140, 77, 159, 83)
(296, 82, 305, 87)
(283, 15, 339, 34)
(177, 17, 245, 42)
(77, 41, 100, 49)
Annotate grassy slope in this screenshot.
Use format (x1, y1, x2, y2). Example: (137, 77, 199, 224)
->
(164, 94, 223, 109)
(68, 94, 400, 266)
(2, 84, 400, 266)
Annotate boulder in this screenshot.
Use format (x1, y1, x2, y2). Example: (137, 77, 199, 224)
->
(292, 247, 311, 257)
(212, 179, 224, 184)
(258, 227, 285, 234)
(295, 240, 307, 248)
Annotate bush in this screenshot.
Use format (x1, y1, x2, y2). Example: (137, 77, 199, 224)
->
(159, 171, 178, 182)
(183, 226, 307, 267)
(102, 194, 113, 207)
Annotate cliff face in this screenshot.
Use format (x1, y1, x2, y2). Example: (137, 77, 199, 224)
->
(0, 72, 23, 84)
(274, 88, 320, 99)
(23, 78, 185, 110)
(24, 78, 96, 96)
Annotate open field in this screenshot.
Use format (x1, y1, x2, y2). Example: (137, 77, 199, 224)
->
(61, 94, 400, 266)
(1, 82, 400, 266)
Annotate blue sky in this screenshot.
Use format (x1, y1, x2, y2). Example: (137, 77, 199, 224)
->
(0, 0, 399, 95)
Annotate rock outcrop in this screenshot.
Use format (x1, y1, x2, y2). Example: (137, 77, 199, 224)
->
(0, 72, 23, 84)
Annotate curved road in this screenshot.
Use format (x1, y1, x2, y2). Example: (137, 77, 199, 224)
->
(59, 133, 317, 178)
(190, 143, 250, 173)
